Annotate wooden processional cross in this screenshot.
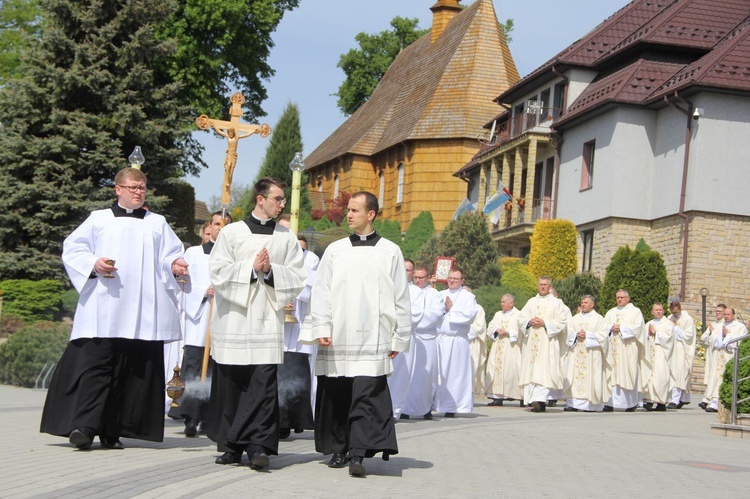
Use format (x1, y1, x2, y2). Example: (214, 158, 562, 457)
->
(195, 92, 271, 380)
(195, 92, 272, 208)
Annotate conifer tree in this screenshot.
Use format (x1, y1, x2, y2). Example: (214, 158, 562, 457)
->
(242, 102, 310, 220)
(401, 211, 435, 259)
(0, 0, 195, 281)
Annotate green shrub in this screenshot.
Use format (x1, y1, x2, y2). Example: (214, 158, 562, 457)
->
(0, 314, 26, 337)
(528, 219, 578, 281)
(402, 211, 435, 260)
(720, 338, 750, 414)
(500, 258, 537, 305)
(317, 226, 352, 255)
(555, 273, 603, 313)
(599, 242, 669, 321)
(61, 289, 79, 318)
(0, 321, 71, 387)
(373, 218, 402, 248)
(312, 215, 336, 231)
(0, 279, 64, 322)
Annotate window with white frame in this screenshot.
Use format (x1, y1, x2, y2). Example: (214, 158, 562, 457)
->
(581, 229, 594, 272)
(379, 171, 385, 208)
(334, 175, 340, 198)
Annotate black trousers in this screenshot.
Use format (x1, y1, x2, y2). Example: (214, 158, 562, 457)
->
(207, 363, 279, 454)
(314, 375, 398, 459)
(167, 345, 214, 426)
(40, 338, 165, 442)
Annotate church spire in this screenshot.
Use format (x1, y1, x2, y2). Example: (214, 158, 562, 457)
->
(430, 0, 462, 43)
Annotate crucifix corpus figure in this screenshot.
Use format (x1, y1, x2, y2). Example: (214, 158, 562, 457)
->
(195, 92, 272, 207)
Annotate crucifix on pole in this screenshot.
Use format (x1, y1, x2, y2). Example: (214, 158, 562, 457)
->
(195, 92, 272, 212)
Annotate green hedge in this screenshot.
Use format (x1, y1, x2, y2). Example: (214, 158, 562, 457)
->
(0, 279, 64, 322)
(0, 321, 70, 387)
(720, 338, 750, 414)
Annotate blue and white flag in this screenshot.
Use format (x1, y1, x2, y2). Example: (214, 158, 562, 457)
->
(483, 181, 513, 224)
(452, 197, 476, 220)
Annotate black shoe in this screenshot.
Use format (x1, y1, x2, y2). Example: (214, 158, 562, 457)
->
(294, 428, 304, 434)
(603, 405, 614, 412)
(547, 400, 557, 407)
(215, 452, 242, 465)
(327, 453, 348, 468)
(698, 402, 708, 410)
(349, 456, 366, 477)
(423, 411, 433, 420)
(655, 403, 667, 412)
(676, 401, 689, 409)
(69, 428, 93, 450)
(666, 403, 678, 410)
(100, 436, 124, 449)
(399, 414, 410, 420)
(278, 427, 291, 439)
(249, 450, 270, 470)
(487, 399, 504, 406)
(644, 402, 654, 411)
(705, 407, 718, 413)
(184, 420, 198, 437)
(563, 407, 579, 412)
(444, 412, 455, 418)
(520, 399, 526, 408)
(625, 406, 637, 412)
(531, 401, 546, 413)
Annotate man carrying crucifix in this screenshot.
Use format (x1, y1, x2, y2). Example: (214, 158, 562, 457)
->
(306, 191, 412, 477)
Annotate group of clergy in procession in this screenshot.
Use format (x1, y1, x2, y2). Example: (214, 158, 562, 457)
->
(472, 280, 748, 414)
(40, 167, 748, 478)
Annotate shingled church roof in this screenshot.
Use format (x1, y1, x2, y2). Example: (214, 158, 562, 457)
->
(304, 0, 519, 169)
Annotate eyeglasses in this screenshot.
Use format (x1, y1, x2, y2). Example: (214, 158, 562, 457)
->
(264, 196, 287, 205)
(447, 277, 463, 281)
(119, 185, 146, 193)
(413, 275, 429, 280)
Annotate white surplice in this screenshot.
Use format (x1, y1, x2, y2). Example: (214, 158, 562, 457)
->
(62, 209, 184, 342)
(470, 304, 488, 395)
(603, 303, 646, 409)
(435, 288, 478, 414)
(389, 282, 424, 418)
(519, 293, 568, 403)
(209, 221, 306, 365)
(705, 321, 748, 408)
(641, 317, 675, 404)
(404, 286, 444, 417)
(668, 312, 696, 403)
(485, 307, 523, 401)
(563, 310, 610, 411)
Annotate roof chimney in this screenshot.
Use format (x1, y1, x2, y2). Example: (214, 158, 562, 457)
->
(430, 0, 462, 43)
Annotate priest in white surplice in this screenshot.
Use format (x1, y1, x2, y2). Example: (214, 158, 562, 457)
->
(603, 290, 646, 412)
(563, 295, 610, 412)
(704, 307, 748, 412)
(167, 211, 231, 437)
(307, 191, 411, 477)
(207, 178, 306, 471)
(41, 167, 188, 450)
(641, 303, 675, 411)
(435, 269, 479, 416)
(519, 276, 569, 413)
(700, 304, 725, 410)
(404, 264, 444, 420)
(388, 258, 423, 420)
(467, 290, 488, 396)
(485, 294, 523, 405)
(667, 301, 696, 409)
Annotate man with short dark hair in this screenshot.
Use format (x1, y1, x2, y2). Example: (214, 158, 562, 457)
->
(41, 167, 188, 450)
(308, 191, 411, 477)
(207, 177, 306, 470)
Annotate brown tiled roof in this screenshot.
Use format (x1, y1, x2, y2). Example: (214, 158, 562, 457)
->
(495, 0, 750, 104)
(304, 0, 519, 168)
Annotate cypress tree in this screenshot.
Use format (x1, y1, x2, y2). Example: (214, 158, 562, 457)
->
(401, 211, 435, 260)
(0, 0, 196, 281)
(244, 101, 310, 220)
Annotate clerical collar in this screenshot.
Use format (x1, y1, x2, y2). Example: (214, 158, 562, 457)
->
(348, 231, 380, 246)
(243, 213, 276, 234)
(111, 202, 146, 219)
(202, 241, 214, 254)
(653, 317, 663, 323)
(725, 321, 734, 326)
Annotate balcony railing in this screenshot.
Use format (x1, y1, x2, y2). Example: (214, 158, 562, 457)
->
(494, 197, 553, 229)
(484, 107, 561, 149)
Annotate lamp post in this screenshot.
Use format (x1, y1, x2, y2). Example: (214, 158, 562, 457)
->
(289, 152, 305, 234)
(700, 287, 709, 332)
(128, 146, 145, 169)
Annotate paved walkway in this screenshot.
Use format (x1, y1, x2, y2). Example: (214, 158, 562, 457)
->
(0, 385, 747, 498)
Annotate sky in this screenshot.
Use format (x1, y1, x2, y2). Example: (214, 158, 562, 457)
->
(187, 0, 630, 206)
